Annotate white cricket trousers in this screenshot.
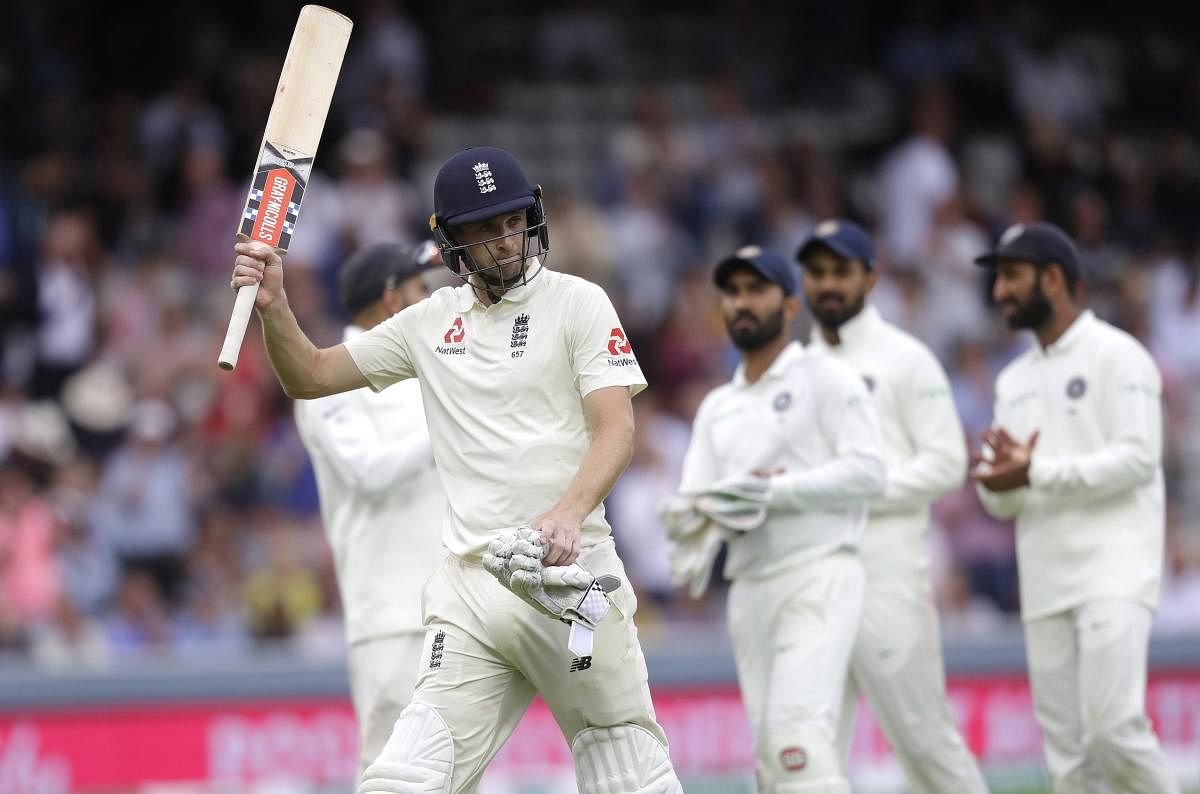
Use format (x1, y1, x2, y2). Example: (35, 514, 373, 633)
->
(363, 538, 675, 793)
(1025, 599, 1180, 794)
(727, 550, 864, 793)
(835, 580, 988, 793)
(348, 632, 425, 774)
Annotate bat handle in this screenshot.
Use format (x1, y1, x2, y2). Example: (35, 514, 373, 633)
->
(217, 282, 259, 371)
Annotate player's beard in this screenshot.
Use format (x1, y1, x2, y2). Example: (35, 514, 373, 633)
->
(726, 306, 786, 352)
(806, 290, 866, 332)
(1001, 279, 1053, 330)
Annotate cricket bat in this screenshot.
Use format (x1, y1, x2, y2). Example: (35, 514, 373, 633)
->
(217, 5, 352, 371)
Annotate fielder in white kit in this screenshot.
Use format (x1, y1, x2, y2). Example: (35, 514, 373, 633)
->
(797, 220, 988, 793)
(669, 246, 885, 793)
(231, 146, 682, 793)
(971, 222, 1179, 793)
(294, 241, 446, 773)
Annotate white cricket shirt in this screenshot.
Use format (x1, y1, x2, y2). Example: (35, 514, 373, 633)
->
(680, 342, 885, 579)
(295, 327, 446, 644)
(809, 305, 967, 586)
(976, 310, 1166, 621)
(343, 263, 647, 561)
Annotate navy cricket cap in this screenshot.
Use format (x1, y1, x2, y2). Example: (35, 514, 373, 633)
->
(974, 222, 1081, 280)
(338, 241, 438, 316)
(796, 219, 876, 269)
(713, 245, 798, 296)
(432, 146, 537, 228)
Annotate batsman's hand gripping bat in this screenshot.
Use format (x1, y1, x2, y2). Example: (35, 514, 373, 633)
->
(217, 5, 352, 371)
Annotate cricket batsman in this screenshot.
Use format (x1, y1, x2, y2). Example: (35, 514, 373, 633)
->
(667, 246, 886, 793)
(797, 220, 988, 793)
(293, 241, 446, 774)
(230, 146, 682, 793)
(972, 222, 1180, 793)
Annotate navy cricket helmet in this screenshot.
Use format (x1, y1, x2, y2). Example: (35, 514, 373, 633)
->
(428, 146, 549, 288)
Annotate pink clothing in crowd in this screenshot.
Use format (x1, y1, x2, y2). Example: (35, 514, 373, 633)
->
(0, 497, 61, 622)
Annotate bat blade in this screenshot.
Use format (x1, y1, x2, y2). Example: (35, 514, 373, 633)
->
(237, 142, 312, 253)
(218, 5, 352, 371)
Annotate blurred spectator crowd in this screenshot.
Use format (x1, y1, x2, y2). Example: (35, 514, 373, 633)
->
(2, 0, 1200, 667)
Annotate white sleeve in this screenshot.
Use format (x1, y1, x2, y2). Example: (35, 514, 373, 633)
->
(768, 362, 887, 512)
(975, 480, 1026, 519)
(678, 396, 721, 494)
(567, 280, 647, 398)
(873, 349, 967, 513)
(298, 394, 433, 497)
(342, 305, 419, 392)
(1028, 345, 1162, 499)
(975, 387, 1030, 519)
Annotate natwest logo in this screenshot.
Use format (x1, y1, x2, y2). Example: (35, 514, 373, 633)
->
(607, 327, 632, 356)
(436, 317, 468, 355)
(443, 317, 466, 344)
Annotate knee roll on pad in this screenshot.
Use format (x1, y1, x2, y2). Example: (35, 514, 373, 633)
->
(758, 726, 848, 794)
(572, 724, 683, 794)
(357, 702, 453, 794)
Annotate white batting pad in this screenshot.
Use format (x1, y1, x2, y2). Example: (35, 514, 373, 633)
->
(357, 702, 453, 794)
(572, 724, 683, 794)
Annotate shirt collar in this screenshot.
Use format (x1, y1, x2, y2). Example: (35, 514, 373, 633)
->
(1040, 309, 1094, 357)
(454, 259, 546, 312)
(343, 325, 365, 342)
(808, 303, 881, 351)
(732, 341, 805, 388)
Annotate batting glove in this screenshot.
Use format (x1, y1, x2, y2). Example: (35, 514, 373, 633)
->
(484, 526, 622, 657)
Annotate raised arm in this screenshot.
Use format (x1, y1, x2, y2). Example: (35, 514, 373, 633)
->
(232, 241, 368, 399)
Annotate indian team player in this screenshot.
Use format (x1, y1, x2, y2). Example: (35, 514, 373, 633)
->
(230, 146, 682, 793)
(797, 220, 988, 793)
(293, 241, 445, 775)
(971, 222, 1179, 793)
(670, 246, 886, 793)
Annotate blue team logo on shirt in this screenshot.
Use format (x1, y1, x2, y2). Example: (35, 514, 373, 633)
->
(1066, 376, 1087, 399)
(773, 392, 792, 412)
(862, 374, 876, 393)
